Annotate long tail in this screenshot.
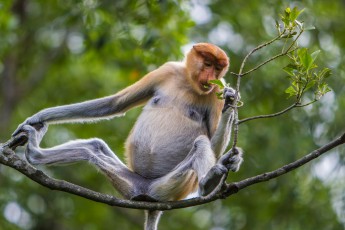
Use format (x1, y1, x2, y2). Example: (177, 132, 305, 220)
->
(144, 210, 163, 230)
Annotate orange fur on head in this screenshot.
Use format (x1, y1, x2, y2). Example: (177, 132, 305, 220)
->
(193, 43, 229, 67)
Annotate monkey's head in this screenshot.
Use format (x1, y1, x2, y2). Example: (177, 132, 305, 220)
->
(185, 43, 229, 95)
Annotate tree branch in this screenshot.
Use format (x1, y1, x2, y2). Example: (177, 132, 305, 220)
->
(240, 48, 297, 77)
(230, 31, 287, 148)
(239, 99, 319, 124)
(239, 102, 298, 124)
(1, 131, 344, 211)
(222, 132, 345, 196)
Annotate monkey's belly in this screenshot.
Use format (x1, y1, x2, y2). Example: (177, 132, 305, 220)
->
(127, 108, 207, 179)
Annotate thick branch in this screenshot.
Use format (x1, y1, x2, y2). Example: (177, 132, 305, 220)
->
(1, 131, 344, 211)
(223, 132, 345, 196)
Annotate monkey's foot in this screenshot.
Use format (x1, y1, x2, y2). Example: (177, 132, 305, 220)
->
(219, 147, 243, 172)
(199, 148, 243, 196)
(199, 164, 228, 196)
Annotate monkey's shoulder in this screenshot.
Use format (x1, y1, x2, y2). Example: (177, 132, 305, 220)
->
(163, 61, 185, 73)
(158, 62, 189, 82)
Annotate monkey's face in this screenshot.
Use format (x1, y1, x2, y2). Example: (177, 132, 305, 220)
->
(186, 43, 229, 95)
(197, 55, 227, 94)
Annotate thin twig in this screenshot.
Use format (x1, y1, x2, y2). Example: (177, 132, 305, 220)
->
(239, 99, 318, 124)
(238, 32, 286, 75)
(284, 28, 304, 53)
(239, 103, 298, 124)
(231, 32, 286, 148)
(241, 48, 297, 77)
(295, 99, 318, 108)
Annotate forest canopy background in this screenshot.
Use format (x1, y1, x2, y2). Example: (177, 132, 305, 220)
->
(0, 0, 344, 230)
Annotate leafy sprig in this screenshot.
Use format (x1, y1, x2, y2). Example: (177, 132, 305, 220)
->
(284, 48, 331, 101)
(277, 7, 332, 102)
(215, 7, 332, 148)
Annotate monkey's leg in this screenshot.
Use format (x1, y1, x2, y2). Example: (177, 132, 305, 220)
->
(21, 125, 144, 199)
(199, 147, 243, 196)
(148, 135, 216, 201)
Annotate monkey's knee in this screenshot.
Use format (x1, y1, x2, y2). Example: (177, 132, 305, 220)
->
(192, 135, 211, 151)
(87, 138, 108, 152)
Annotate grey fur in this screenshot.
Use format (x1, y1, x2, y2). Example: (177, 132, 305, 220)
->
(14, 61, 243, 230)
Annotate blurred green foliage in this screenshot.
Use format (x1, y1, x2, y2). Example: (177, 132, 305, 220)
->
(0, 0, 344, 230)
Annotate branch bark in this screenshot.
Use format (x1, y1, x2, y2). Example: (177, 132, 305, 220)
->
(1, 131, 344, 211)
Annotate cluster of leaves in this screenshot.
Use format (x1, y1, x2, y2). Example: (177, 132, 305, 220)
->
(279, 7, 332, 102)
(277, 7, 304, 38)
(284, 49, 331, 100)
(210, 7, 331, 107)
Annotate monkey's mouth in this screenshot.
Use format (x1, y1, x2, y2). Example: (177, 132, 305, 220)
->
(200, 83, 214, 92)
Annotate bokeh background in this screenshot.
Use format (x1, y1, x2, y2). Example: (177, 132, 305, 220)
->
(0, 0, 344, 229)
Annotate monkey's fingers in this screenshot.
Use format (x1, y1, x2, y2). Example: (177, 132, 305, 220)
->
(8, 132, 28, 149)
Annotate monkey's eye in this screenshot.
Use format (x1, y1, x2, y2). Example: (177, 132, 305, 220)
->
(204, 62, 212, 67)
(215, 66, 222, 71)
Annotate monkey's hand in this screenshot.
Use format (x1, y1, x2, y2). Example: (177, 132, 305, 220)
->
(199, 147, 243, 196)
(222, 87, 240, 113)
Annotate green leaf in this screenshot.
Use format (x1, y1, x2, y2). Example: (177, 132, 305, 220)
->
(298, 48, 313, 70)
(283, 64, 298, 76)
(215, 92, 223, 100)
(316, 83, 332, 99)
(285, 7, 291, 21)
(209, 79, 225, 89)
(311, 50, 321, 61)
(291, 7, 305, 21)
(285, 7, 291, 16)
(319, 68, 332, 79)
(285, 86, 297, 97)
(305, 80, 316, 91)
(290, 7, 298, 21)
(322, 85, 331, 94)
(304, 25, 316, 31)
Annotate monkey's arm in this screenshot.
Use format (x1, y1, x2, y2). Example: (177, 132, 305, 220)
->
(13, 65, 171, 135)
(210, 87, 236, 159)
(211, 108, 234, 158)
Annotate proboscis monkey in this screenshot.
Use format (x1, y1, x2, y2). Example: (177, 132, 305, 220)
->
(13, 43, 243, 230)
